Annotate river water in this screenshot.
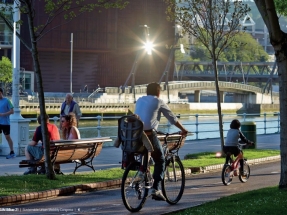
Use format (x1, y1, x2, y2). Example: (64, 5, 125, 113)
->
(25, 114, 280, 141)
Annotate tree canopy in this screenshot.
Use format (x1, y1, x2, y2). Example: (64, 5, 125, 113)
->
(165, 0, 251, 150)
(0, 56, 12, 84)
(274, 0, 287, 16)
(186, 32, 269, 62)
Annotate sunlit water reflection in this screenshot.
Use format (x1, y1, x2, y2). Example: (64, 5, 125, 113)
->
(30, 115, 280, 141)
(0, 115, 279, 144)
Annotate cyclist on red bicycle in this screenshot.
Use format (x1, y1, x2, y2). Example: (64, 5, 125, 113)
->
(223, 119, 254, 175)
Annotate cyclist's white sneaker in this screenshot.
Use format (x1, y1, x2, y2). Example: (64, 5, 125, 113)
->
(134, 171, 145, 182)
(151, 188, 166, 201)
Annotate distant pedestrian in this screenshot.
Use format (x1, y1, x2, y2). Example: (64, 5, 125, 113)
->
(19, 84, 23, 95)
(60, 93, 82, 128)
(0, 88, 15, 159)
(83, 85, 88, 92)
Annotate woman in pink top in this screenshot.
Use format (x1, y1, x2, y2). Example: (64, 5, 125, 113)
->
(61, 113, 81, 140)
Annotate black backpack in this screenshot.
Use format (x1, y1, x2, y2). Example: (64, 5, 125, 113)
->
(118, 115, 145, 153)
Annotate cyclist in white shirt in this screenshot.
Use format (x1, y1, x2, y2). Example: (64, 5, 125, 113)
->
(135, 82, 188, 201)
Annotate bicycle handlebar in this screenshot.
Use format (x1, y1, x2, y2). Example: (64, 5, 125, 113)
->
(238, 142, 254, 147)
(156, 131, 193, 137)
(157, 131, 180, 136)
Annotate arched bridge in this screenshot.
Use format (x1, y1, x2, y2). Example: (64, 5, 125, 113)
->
(174, 61, 277, 83)
(166, 81, 277, 95)
(105, 81, 279, 104)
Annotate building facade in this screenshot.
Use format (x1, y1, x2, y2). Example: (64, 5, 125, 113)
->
(16, 0, 174, 93)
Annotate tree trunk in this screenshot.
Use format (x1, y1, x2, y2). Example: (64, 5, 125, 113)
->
(255, 0, 287, 188)
(278, 55, 287, 189)
(212, 60, 225, 151)
(207, 0, 225, 152)
(26, 2, 55, 179)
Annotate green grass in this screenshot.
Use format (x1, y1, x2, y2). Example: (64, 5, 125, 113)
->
(170, 186, 287, 215)
(182, 149, 280, 168)
(0, 149, 280, 197)
(0, 168, 124, 196)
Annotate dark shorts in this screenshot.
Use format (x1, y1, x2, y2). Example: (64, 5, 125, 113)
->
(27, 145, 44, 160)
(0, 124, 10, 135)
(223, 146, 241, 157)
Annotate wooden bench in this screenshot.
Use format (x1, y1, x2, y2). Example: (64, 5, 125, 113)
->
(19, 137, 112, 174)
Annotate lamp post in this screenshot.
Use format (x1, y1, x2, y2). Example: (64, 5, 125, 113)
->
(1, 1, 30, 156)
(70, 33, 73, 93)
(122, 25, 153, 103)
(11, 17, 22, 119)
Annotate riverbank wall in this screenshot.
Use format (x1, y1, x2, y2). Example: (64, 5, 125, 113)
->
(18, 102, 279, 117)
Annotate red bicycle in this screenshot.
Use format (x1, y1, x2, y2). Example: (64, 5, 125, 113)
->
(221, 143, 250, 186)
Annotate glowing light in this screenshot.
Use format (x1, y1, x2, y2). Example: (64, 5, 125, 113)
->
(215, 152, 222, 158)
(144, 41, 153, 55)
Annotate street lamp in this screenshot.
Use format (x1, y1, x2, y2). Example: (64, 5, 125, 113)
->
(122, 25, 153, 103)
(144, 41, 153, 55)
(11, 5, 22, 119)
(70, 33, 73, 93)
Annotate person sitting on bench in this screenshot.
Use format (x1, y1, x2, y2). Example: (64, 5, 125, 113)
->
(23, 114, 60, 175)
(61, 112, 81, 140)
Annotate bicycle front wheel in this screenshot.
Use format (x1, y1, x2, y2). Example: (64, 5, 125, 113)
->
(239, 160, 250, 183)
(121, 163, 149, 212)
(221, 164, 233, 185)
(162, 156, 185, 204)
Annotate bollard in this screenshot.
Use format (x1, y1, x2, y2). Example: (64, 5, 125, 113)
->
(241, 121, 256, 149)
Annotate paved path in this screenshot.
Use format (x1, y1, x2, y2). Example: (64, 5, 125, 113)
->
(0, 134, 280, 176)
(1, 161, 280, 214)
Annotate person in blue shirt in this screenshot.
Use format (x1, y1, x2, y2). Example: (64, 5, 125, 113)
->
(0, 88, 15, 159)
(134, 82, 188, 201)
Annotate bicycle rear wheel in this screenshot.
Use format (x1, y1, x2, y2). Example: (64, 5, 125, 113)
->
(221, 164, 233, 185)
(162, 156, 185, 204)
(121, 163, 149, 212)
(239, 160, 250, 183)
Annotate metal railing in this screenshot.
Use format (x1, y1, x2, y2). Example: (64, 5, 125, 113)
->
(185, 112, 280, 140)
(26, 112, 280, 141)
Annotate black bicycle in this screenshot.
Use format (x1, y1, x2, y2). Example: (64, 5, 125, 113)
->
(121, 131, 186, 212)
(221, 143, 251, 186)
